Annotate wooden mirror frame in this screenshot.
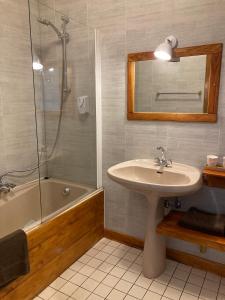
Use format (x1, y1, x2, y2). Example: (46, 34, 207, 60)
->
(127, 43, 223, 122)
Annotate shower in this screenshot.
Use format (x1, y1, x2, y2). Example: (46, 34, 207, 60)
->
(38, 15, 71, 158)
(0, 15, 71, 185)
(38, 15, 71, 99)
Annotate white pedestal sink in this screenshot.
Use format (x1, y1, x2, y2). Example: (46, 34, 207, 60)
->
(107, 159, 202, 278)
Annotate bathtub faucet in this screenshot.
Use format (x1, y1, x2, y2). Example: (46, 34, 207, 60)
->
(0, 178, 16, 193)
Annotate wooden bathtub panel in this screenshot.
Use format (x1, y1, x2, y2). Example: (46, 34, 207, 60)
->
(4, 228, 102, 300)
(1, 203, 97, 296)
(28, 194, 100, 248)
(0, 190, 104, 300)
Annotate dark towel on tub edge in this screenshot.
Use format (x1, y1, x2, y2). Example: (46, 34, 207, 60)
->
(0, 229, 30, 287)
(178, 207, 225, 237)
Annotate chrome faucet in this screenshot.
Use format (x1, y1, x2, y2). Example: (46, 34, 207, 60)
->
(155, 146, 172, 173)
(0, 177, 16, 193)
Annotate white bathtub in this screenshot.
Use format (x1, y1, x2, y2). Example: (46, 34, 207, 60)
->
(0, 178, 95, 238)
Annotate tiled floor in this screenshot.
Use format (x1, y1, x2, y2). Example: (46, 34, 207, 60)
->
(34, 238, 225, 300)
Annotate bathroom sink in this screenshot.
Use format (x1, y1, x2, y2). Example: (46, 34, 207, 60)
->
(107, 159, 201, 196)
(107, 159, 202, 279)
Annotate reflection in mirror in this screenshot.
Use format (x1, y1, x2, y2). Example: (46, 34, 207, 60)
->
(135, 55, 207, 113)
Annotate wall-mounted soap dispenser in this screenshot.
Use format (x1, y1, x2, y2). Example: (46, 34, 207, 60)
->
(77, 96, 89, 114)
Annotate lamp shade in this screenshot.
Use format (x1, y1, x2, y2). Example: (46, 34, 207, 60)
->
(154, 42, 172, 61)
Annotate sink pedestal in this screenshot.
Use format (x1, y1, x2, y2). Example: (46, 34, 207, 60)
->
(143, 192, 166, 278)
(107, 159, 202, 279)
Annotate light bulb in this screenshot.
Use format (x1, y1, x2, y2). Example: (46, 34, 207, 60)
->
(154, 50, 171, 61)
(33, 61, 43, 71)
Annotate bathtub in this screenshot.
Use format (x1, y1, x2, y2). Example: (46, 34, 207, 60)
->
(0, 178, 95, 238)
(0, 183, 104, 300)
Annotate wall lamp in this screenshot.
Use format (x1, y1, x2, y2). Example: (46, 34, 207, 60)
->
(154, 35, 178, 61)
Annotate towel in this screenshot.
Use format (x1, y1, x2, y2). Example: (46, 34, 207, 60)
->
(0, 229, 30, 287)
(178, 207, 225, 237)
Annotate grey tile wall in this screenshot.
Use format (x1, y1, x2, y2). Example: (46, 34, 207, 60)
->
(86, 0, 225, 263)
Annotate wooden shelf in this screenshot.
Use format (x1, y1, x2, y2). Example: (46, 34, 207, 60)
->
(203, 166, 225, 188)
(157, 211, 225, 252)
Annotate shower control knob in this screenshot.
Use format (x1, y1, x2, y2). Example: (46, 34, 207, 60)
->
(63, 187, 70, 196)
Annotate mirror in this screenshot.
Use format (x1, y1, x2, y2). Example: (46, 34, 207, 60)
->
(127, 44, 222, 122)
(135, 56, 207, 113)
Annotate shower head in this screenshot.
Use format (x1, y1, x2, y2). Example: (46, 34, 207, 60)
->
(37, 17, 50, 26)
(37, 17, 63, 39)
